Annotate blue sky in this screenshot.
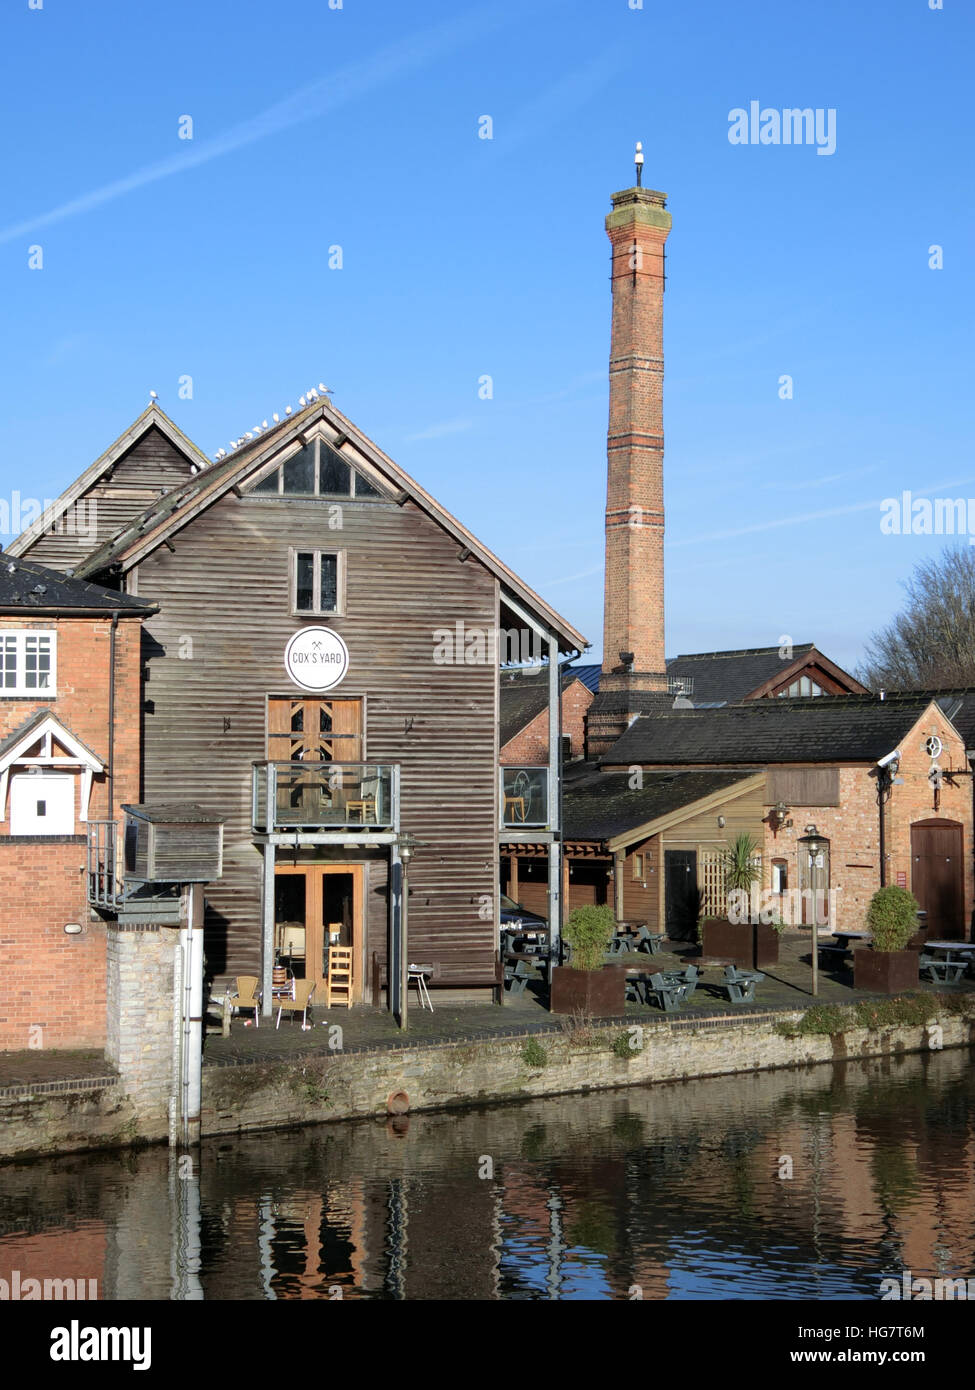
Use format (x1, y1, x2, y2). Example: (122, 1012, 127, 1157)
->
(1, 0, 972, 671)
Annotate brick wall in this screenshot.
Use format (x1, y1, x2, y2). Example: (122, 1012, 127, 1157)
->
(0, 841, 106, 1050)
(0, 614, 143, 1051)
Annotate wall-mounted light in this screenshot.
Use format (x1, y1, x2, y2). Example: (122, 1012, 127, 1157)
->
(717, 815, 726, 829)
(63, 923, 83, 936)
(772, 801, 789, 829)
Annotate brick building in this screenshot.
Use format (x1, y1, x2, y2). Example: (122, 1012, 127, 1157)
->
(0, 557, 152, 1050)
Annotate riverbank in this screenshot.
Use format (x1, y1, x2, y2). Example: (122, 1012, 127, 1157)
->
(3, 991, 974, 1161)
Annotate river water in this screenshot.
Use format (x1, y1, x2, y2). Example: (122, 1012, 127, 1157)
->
(2, 1048, 973, 1300)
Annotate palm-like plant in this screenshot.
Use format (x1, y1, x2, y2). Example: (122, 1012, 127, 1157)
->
(724, 832, 761, 892)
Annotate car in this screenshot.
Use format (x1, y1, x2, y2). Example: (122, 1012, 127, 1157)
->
(500, 893, 549, 954)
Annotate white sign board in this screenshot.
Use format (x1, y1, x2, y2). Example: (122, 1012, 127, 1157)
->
(284, 626, 349, 692)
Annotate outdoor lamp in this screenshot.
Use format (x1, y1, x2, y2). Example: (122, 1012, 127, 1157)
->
(772, 801, 789, 828)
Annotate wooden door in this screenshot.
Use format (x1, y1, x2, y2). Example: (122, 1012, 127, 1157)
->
(664, 850, 698, 938)
(267, 697, 363, 762)
(911, 819, 964, 940)
(274, 865, 364, 1000)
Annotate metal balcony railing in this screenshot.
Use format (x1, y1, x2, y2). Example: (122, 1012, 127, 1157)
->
(501, 766, 550, 828)
(87, 820, 122, 909)
(252, 761, 400, 833)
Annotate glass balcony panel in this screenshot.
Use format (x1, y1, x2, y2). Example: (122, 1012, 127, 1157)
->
(502, 766, 549, 827)
(253, 763, 396, 831)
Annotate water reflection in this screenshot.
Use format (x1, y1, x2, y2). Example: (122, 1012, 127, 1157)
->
(1, 1047, 973, 1300)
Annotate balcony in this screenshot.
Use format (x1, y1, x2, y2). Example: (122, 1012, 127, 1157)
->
(501, 766, 550, 828)
(252, 762, 400, 834)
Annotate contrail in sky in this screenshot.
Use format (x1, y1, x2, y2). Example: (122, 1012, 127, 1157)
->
(0, 7, 510, 247)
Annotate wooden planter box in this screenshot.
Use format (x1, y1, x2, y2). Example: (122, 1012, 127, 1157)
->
(701, 918, 779, 969)
(550, 965, 625, 1017)
(853, 949, 919, 994)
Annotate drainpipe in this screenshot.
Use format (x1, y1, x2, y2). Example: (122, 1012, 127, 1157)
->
(179, 883, 204, 1147)
(107, 612, 119, 817)
(968, 750, 975, 942)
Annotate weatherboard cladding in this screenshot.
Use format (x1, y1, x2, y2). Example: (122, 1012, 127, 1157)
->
(602, 694, 941, 767)
(16, 427, 198, 570)
(135, 485, 499, 983)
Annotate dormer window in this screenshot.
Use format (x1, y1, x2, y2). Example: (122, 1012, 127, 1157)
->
(252, 438, 383, 499)
(0, 631, 56, 697)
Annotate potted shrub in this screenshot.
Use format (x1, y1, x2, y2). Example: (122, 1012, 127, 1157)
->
(550, 904, 625, 1016)
(700, 833, 778, 967)
(853, 886, 921, 994)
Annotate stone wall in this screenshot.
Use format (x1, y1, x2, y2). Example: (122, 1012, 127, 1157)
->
(200, 1009, 975, 1139)
(105, 921, 179, 1138)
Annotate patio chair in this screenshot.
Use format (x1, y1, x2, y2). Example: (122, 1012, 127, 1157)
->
(275, 978, 316, 1029)
(504, 958, 533, 996)
(608, 932, 633, 957)
(717, 965, 764, 1004)
(633, 926, 665, 955)
(644, 971, 686, 1013)
(230, 975, 261, 1028)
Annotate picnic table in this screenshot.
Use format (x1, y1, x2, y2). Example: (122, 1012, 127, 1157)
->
(920, 940, 975, 984)
(819, 931, 870, 969)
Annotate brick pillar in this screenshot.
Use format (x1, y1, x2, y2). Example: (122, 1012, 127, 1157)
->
(602, 182, 671, 688)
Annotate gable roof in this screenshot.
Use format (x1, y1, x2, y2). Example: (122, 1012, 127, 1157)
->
(500, 668, 593, 747)
(5, 404, 210, 560)
(562, 762, 762, 843)
(601, 692, 954, 767)
(665, 644, 868, 704)
(0, 709, 103, 769)
(75, 397, 586, 651)
(0, 555, 155, 617)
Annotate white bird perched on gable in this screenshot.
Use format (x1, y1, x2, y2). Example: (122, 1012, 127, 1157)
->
(318, 383, 332, 395)
(272, 413, 280, 423)
(298, 396, 306, 407)
(262, 419, 268, 429)
(149, 390, 158, 401)
(284, 406, 292, 415)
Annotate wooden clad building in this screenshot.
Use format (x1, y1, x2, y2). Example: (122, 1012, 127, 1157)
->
(37, 399, 587, 1008)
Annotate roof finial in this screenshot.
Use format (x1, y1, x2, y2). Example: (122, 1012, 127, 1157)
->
(634, 140, 644, 187)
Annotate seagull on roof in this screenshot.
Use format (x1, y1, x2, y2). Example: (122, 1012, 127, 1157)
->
(272, 413, 280, 423)
(285, 406, 292, 415)
(318, 383, 331, 394)
(149, 390, 158, 401)
(229, 442, 238, 450)
(299, 396, 306, 408)
(262, 419, 268, 429)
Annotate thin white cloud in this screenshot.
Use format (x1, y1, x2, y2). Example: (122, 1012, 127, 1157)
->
(405, 418, 474, 442)
(668, 477, 975, 548)
(0, 8, 510, 247)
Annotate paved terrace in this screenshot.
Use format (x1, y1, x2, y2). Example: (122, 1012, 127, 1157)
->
(202, 929, 975, 1067)
(1, 930, 971, 1088)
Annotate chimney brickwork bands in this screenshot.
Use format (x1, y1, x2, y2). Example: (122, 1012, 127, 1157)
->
(602, 184, 671, 689)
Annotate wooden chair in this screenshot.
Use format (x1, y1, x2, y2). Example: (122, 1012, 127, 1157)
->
(275, 979, 316, 1029)
(230, 975, 261, 1028)
(324, 946, 353, 1007)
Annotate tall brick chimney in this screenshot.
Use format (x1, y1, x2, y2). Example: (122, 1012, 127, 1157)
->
(587, 151, 673, 756)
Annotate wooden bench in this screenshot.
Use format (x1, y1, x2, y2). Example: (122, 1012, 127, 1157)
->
(371, 952, 504, 1006)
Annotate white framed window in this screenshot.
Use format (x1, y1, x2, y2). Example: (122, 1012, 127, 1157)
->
(291, 549, 344, 616)
(0, 631, 56, 696)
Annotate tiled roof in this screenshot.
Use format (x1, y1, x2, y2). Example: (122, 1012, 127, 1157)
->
(665, 644, 817, 704)
(0, 555, 153, 615)
(562, 762, 760, 842)
(602, 692, 947, 766)
(499, 668, 593, 747)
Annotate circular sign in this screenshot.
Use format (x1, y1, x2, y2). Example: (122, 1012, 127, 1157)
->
(284, 626, 349, 692)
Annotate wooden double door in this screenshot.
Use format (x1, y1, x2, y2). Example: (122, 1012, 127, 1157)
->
(275, 864, 364, 1000)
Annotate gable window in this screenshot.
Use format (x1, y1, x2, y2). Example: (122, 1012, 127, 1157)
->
(632, 852, 645, 879)
(291, 549, 343, 616)
(253, 437, 383, 499)
(778, 676, 824, 698)
(0, 631, 56, 697)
